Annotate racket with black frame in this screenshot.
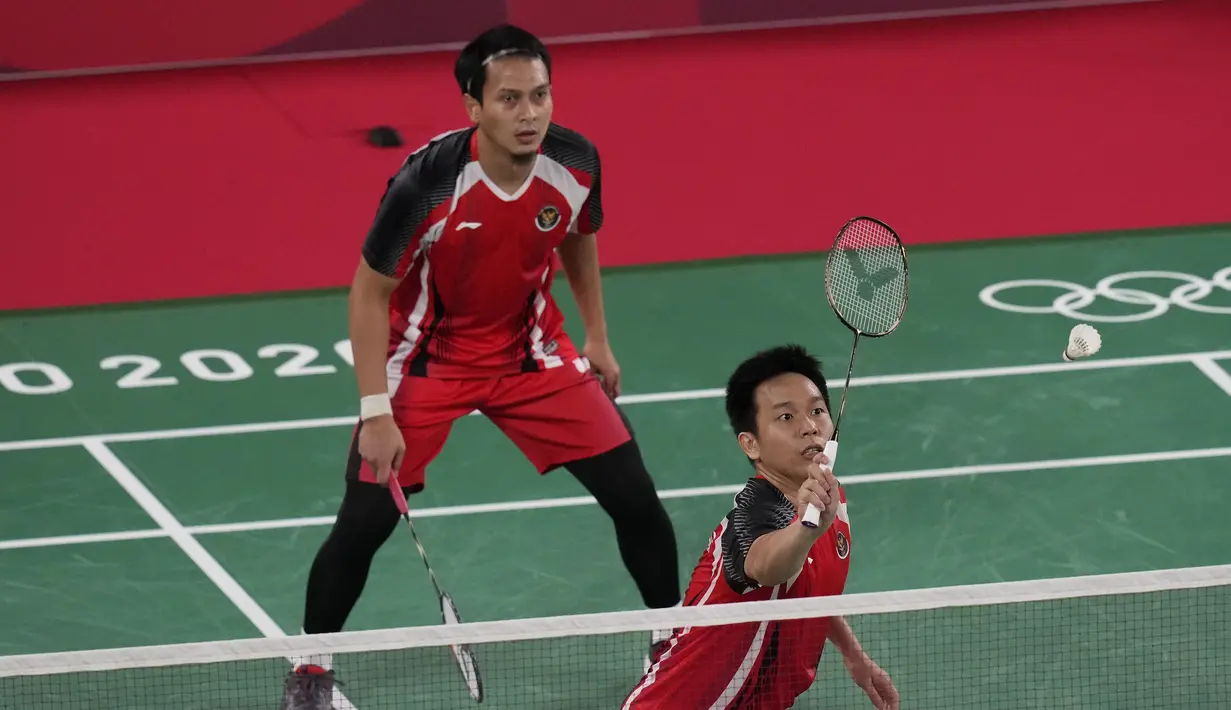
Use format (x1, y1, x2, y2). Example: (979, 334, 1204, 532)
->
(802, 216, 910, 528)
(388, 480, 485, 702)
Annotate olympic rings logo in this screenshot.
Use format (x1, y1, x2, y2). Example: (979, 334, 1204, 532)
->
(979, 267, 1231, 322)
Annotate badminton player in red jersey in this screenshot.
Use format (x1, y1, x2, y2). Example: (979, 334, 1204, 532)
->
(623, 345, 899, 710)
(280, 24, 680, 709)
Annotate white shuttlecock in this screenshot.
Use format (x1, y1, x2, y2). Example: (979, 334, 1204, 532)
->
(1063, 324, 1102, 361)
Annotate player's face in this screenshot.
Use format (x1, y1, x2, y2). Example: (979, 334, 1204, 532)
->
(743, 373, 833, 483)
(471, 57, 553, 160)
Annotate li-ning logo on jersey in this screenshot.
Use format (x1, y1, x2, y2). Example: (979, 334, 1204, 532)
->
(536, 205, 561, 232)
(836, 530, 849, 559)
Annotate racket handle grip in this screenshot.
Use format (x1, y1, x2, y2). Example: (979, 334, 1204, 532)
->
(801, 440, 839, 529)
(388, 477, 410, 516)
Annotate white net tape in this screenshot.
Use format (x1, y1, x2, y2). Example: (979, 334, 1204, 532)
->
(2, 564, 1228, 709)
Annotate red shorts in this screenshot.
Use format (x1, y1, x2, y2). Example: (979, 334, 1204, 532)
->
(346, 360, 632, 491)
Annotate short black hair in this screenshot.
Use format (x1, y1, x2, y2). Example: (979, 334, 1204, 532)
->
(725, 344, 831, 436)
(454, 24, 552, 102)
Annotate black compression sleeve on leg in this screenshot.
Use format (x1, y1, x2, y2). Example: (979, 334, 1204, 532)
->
(302, 479, 404, 634)
(565, 439, 682, 609)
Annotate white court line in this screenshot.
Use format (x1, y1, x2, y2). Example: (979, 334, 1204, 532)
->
(1192, 356, 1231, 398)
(80, 440, 359, 709)
(81, 440, 288, 637)
(8, 443, 1230, 553)
(0, 528, 167, 551)
(1, 348, 1228, 453)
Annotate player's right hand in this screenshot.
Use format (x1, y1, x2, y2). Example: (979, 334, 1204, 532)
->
(796, 452, 840, 534)
(358, 415, 406, 485)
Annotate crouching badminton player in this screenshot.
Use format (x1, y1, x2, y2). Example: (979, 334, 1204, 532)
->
(622, 345, 899, 710)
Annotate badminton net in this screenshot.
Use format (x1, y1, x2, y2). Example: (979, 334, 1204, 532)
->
(1, 564, 1227, 709)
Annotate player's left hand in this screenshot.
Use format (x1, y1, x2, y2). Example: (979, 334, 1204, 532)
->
(843, 651, 900, 710)
(583, 339, 621, 398)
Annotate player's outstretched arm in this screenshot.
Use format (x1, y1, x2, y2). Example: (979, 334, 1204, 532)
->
(742, 522, 822, 588)
(828, 617, 900, 710)
(742, 456, 837, 587)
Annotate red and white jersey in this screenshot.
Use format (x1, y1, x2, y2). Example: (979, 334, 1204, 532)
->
(623, 476, 853, 710)
(361, 124, 603, 385)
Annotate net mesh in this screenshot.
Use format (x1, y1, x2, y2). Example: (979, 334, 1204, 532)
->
(2, 566, 1228, 709)
(827, 218, 908, 335)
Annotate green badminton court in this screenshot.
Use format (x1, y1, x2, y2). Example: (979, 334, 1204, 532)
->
(1, 225, 1229, 708)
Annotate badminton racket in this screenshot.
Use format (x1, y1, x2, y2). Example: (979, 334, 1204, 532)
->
(388, 481, 485, 702)
(802, 216, 910, 528)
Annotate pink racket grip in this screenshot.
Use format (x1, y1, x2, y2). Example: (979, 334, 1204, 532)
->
(388, 477, 410, 516)
(801, 440, 839, 528)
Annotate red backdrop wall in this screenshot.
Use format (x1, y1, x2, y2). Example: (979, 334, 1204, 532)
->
(0, 0, 1144, 78)
(0, 0, 1228, 312)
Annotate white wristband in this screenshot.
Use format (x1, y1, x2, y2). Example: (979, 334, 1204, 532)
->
(360, 393, 393, 421)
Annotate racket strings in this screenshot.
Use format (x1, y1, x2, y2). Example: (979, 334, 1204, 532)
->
(828, 221, 907, 336)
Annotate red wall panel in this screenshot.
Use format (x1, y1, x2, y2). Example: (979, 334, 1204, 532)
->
(0, 0, 1148, 78)
(506, 0, 701, 37)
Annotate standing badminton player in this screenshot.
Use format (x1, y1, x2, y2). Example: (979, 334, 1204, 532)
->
(622, 345, 899, 710)
(280, 23, 681, 709)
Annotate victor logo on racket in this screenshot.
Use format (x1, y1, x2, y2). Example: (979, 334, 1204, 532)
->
(840, 249, 901, 302)
(802, 217, 910, 529)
